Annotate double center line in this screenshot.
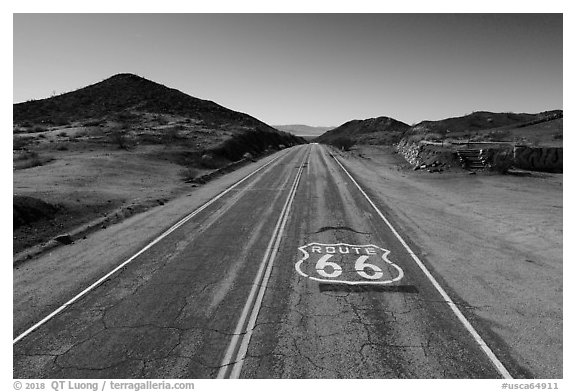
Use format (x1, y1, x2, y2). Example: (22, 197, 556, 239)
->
(217, 148, 309, 379)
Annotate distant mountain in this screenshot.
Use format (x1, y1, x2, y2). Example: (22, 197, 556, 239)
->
(274, 124, 335, 137)
(316, 116, 410, 145)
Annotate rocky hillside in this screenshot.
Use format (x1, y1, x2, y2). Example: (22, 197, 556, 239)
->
(407, 110, 562, 139)
(16, 73, 262, 129)
(315, 110, 562, 148)
(315, 116, 410, 145)
(14, 73, 304, 158)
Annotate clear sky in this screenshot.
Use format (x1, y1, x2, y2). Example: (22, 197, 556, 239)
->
(13, 13, 562, 126)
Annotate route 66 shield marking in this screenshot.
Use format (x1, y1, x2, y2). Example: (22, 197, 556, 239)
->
(295, 242, 404, 285)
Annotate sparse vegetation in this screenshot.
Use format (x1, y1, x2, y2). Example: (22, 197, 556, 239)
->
(200, 153, 225, 169)
(489, 130, 512, 142)
(179, 167, 200, 182)
(424, 133, 443, 141)
(13, 151, 54, 170)
(13, 136, 35, 150)
(109, 128, 132, 150)
(331, 136, 355, 151)
(83, 119, 104, 127)
(490, 149, 515, 174)
(31, 126, 48, 133)
(162, 126, 184, 144)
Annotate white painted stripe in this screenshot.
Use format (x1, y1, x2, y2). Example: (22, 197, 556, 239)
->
(13, 150, 293, 345)
(217, 147, 308, 379)
(329, 148, 513, 379)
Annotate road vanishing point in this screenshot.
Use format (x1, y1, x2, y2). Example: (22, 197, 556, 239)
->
(14, 144, 516, 379)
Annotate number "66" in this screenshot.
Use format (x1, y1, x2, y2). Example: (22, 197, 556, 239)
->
(315, 254, 384, 280)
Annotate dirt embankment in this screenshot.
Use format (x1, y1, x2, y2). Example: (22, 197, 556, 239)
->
(514, 146, 563, 172)
(395, 139, 461, 172)
(336, 145, 562, 378)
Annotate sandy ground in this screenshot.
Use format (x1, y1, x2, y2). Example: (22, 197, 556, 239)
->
(13, 144, 211, 254)
(336, 145, 562, 378)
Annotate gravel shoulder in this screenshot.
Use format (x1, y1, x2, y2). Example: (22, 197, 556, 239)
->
(336, 145, 562, 378)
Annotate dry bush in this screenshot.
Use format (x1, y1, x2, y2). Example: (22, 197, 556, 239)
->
(179, 167, 200, 182)
(13, 151, 53, 169)
(14, 136, 35, 150)
(489, 130, 512, 142)
(491, 149, 515, 174)
(109, 128, 133, 150)
(331, 137, 355, 151)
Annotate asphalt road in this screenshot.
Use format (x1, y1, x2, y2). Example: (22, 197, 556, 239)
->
(14, 144, 515, 378)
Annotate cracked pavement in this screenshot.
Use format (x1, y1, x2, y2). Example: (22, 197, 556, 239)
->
(14, 144, 516, 378)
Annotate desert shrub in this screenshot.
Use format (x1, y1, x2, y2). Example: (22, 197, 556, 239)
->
(553, 133, 563, 140)
(13, 151, 53, 169)
(51, 117, 69, 126)
(200, 153, 225, 169)
(162, 127, 183, 144)
(331, 137, 355, 151)
(13, 136, 35, 150)
(83, 119, 104, 127)
(489, 130, 512, 142)
(491, 149, 514, 174)
(109, 128, 131, 150)
(14, 151, 38, 161)
(179, 167, 200, 182)
(154, 115, 169, 125)
(13, 195, 59, 229)
(31, 126, 48, 133)
(56, 145, 69, 151)
(57, 131, 68, 137)
(406, 134, 426, 144)
(424, 133, 443, 141)
(115, 112, 138, 123)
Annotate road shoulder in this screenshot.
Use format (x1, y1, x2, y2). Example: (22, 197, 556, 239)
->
(332, 144, 563, 378)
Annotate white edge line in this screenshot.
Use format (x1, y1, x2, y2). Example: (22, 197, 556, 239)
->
(218, 147, 308, 378)
(13, 150, 291, 345)
(329, 149, 513, 379)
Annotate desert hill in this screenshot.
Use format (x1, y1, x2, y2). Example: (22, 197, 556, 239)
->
(315, 116, 410, 145)
(14, 73, 304, 160)
(408, 110, 562, 138)
(15, 73, 272, 131)
(316, 110, 562, 147)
